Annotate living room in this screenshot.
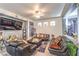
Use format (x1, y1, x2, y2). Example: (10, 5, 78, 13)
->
(0, 3, 78, 56)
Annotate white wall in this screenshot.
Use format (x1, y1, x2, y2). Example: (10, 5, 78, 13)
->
(34, 17, 63, 37)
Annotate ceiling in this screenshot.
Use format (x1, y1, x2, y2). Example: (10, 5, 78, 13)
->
(0, 3, 71, 20)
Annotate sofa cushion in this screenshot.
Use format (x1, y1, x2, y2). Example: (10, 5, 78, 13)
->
(49, 36, 62, 49)
(49, 44, 61, 49)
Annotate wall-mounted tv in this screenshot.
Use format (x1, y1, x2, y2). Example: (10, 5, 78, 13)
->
(0, 17, 23, 30)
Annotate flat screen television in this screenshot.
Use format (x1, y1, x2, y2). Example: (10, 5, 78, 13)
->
(0, 17, 23, 30)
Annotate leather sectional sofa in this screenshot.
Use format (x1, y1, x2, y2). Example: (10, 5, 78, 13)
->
(4, 40, 39, 56)
(48, 36, 69, 56)
(4, 33, 50, 56)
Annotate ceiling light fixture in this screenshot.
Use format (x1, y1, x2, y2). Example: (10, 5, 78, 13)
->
(26, 4, 46, 19)
(32, 4, 46, 18)
(33, 10, 44, 18)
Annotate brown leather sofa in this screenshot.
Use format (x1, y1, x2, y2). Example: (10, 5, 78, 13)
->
(48, 35, 69, 56)
(33, 33, 50, 41)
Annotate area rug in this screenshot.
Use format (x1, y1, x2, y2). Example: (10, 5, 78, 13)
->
(38, 41, 48, 53)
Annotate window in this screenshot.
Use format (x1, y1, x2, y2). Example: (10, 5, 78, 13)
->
(50, 21, 55, 26)
(43, 22, 48, 26)
(66, 18, 78, 36)
(38, 22, 42, 27)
